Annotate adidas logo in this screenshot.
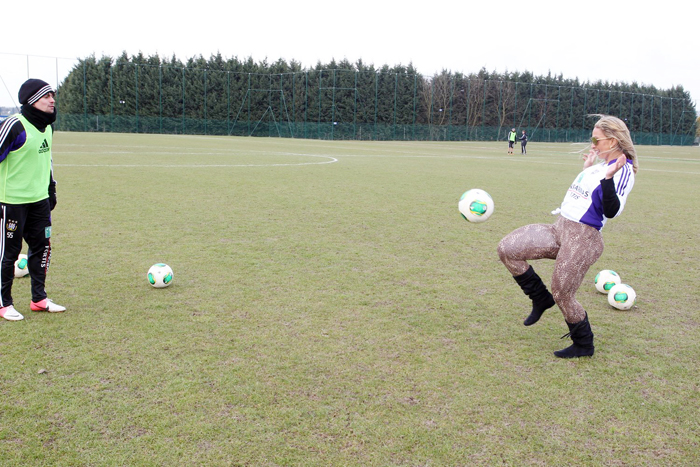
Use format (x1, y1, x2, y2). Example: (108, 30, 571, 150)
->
(38, 139, 50, 153)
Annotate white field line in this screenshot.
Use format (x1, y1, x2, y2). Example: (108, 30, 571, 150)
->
(53, 144, 699, 174)
(54, 152, 338, 168)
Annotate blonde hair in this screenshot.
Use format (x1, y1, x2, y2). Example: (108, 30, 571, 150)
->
(592, 114, 639, 173)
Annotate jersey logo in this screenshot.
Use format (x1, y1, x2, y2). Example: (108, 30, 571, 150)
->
(567, 184, 590, 200)
(6, 219, 17, 238)
(38, 139, 50, 154)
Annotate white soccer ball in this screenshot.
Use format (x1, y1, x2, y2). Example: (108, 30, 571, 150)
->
(14, 254, 29, 278)
(147, 263, 174, 288)
(607, 283, 636, 310)
(594, 269, 621, 294)
(458, 189, 495, 223)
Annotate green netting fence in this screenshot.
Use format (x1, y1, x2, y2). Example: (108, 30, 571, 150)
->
(8, 56, 696, 145)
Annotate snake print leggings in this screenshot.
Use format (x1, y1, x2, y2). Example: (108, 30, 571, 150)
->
(497, 216, 604, 323)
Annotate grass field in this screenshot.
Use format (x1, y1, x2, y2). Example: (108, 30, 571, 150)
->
(1, 132, 699, 465)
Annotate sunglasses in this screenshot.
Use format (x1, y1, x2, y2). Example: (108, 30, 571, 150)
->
(590, 136, 610, 144)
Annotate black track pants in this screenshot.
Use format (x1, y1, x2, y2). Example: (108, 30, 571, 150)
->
(0, 200, 52, 307)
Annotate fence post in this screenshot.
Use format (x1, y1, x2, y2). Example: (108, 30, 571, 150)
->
(110, 66, 113, 132)
(374, 71, 378, 140)
(83, 61, 87, 132)
(247, 73, 251, 136)
(304, 71, 308, 139)
(513, 81, 518, 131)
(182, 67, 185, 134)
(159, 65, 163, 134)
(331, 70, 336, 140)
(412, 73, 417, 140)
(227, 71, 231, 135)
(528, 82, 533, 129)
(660, 97, 663, 144)
(392, 73, 398, 140)
(318, 70, 323, 140)
(204, 68, 207, 135)
(481, 80, 486, 140)
(135, 64, 139, 133)
(448, 77, 454, 141)
(353, 71, 358, 139)
(292, 73, 296, 137)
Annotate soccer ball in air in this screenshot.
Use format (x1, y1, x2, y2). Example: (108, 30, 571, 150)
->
(607, 283, 636, 310)
(147, 263, 174, 288)
(14, 254, 29, 278)
(594, 269, 621, 294)
(458, 189, 495, 223)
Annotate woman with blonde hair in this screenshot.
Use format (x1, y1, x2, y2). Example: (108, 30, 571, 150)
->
(497, 115, 637, 358)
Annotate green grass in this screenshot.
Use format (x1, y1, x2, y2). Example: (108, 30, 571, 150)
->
(1, 133, 698, 465)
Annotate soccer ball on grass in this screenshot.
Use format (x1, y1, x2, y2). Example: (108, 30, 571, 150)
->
(458, 189, 495, 223)
(147, 263, 174, 288)
(607, 283, 636, 310)
(594, 269, 621, 294)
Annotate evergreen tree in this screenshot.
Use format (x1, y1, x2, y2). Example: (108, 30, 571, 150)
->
(55, 52, 697, 143)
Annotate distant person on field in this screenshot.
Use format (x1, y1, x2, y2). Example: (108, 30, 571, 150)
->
(497, 115, 638, 358)
(507, 128, 517, 154)
(519, 130, 528, 154)
(0, 79, 66, 321)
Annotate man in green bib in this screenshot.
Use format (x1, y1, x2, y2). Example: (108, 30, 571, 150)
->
(508, 128, 517, 154)
(0, 79, 65, 321)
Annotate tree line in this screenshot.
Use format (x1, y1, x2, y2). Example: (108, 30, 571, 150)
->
(56, 52, 697, 144)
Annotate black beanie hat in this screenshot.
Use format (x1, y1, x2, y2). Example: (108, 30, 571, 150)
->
(18, 79, 54, 105)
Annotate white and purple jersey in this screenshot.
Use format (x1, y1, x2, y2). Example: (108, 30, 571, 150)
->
(559, 159, 635, 230)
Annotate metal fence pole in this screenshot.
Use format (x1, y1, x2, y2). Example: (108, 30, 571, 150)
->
(159, 65, 163, 134)
(447, 76, 455, 141)
(247, 73, 251, 136)
(353, 71, 357, 139)
(204, 69, 207, 135)
(135, 64, 139, 133)
(555, 85, 562, 141)
(304, 71, 308, 139)
(513, 81, 518, 131)
(412, 73, 417, 140)
(331, 70, 336, 140)
(83, 62, 87, 132)
(227, 71, 231, 135)
(374, 72, 378, 140)
(568, 87, 574, 140)
(481, 80, 486, 140)
(528, 83, 533, 129)
(110, 66, 113, 131)
(318, 70, 323, 140)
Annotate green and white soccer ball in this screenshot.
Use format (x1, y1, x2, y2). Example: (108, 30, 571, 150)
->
(594, 269, 621, 294)
(607, 283, 636, 310)
(147, 263, 174, 288)
(14, 254, 29, 278)
(459, 189, 495, 223)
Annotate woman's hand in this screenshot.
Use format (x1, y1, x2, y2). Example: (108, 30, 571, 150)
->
(583, 149, 598, 169)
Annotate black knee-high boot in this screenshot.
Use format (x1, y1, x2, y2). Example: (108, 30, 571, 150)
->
(513, 266, 556, 326)
(553, 314, 595, 358)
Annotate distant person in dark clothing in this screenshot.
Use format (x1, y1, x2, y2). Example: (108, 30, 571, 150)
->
(519, 130, 528, 154)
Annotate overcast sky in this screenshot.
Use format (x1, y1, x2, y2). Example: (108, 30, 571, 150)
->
(2, 0, 698, 113)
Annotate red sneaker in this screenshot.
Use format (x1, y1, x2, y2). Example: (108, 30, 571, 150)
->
(30, 299, 66, 313)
